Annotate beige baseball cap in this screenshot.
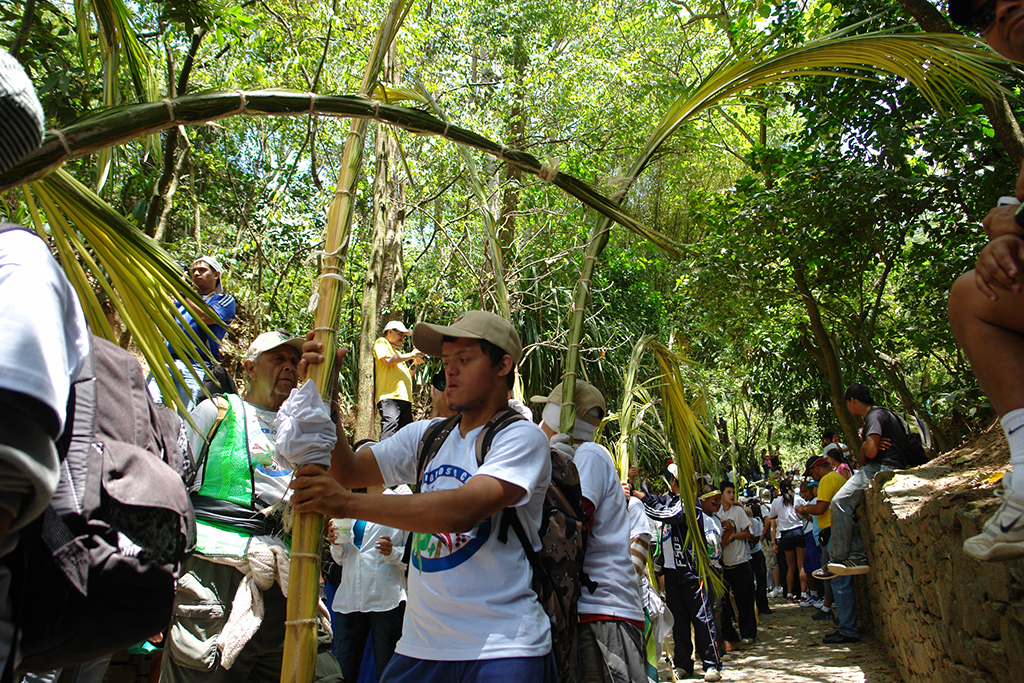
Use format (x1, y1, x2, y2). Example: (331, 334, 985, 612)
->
(246, 331, 304, 361)
(412, 310, 521, 363)
(530, 381, 606, 425)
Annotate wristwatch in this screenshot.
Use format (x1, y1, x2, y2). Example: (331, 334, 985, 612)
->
(1014, 202, 1024, 228)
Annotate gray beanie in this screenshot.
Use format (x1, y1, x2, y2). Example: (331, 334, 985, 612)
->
(0, 51, 45, 175)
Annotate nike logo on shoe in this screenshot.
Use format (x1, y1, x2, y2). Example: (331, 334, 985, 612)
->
(1009, 425, 1024, 435)
(999, 514, 1024, 533)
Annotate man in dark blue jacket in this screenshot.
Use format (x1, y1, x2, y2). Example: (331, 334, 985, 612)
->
(632, 465, 723, 682)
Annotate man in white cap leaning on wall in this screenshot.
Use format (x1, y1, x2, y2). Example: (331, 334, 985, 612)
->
(534, 381, 647, 683)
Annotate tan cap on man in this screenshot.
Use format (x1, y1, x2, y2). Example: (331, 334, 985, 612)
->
(413, 310, 522, 363)
(532, 380, 606, 442)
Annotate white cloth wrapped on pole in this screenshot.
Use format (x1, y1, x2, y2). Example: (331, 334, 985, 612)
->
(204, 538, 332, 669)
(274, 380, 336, 468)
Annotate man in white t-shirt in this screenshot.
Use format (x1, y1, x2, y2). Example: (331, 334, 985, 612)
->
(716, 480, 757, 646)
(533, 381, 645, 683)
(0, 52, 93, 677)
(291, 311, 554, 683)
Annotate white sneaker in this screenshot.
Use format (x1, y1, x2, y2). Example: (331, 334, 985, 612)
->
(811, 598, 825, 609)
(768, 587, 783, 597)
(704, 669, 722, 682)
(828, 558, 870, 575)
(963, 486, 1024, 562)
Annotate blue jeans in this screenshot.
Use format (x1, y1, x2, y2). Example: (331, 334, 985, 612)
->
(334, 604, 405, 683)
(380, 652, 557, 683)
(147, 358, 205, 411)
(825, 538, 857, 638)
(828, 462, 891, 563)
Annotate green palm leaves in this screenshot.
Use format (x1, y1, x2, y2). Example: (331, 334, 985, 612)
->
(557, 25, 1008, 434)
(25, 169, 217, 420)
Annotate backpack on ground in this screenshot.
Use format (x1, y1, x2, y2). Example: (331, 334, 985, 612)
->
(413, 408, 593, 683)
(884, 408, 932, 468)
(6, 336, 195, 673)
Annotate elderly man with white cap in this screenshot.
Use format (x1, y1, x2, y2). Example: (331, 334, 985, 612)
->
(163, 330, 340, 683)
(374, 319, 425, 439)
(534, 381, 648, 683)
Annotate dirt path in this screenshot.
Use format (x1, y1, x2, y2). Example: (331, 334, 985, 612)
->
(658, 593, 904, 682)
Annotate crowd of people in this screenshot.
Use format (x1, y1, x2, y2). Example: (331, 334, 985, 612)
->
(5, 2, 1024, 681)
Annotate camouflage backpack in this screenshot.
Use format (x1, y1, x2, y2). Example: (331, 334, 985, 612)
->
(414, 407, 593, 683)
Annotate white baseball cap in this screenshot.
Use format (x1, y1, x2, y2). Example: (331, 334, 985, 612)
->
(246, 331, 304, 361)
(383, 320, 411, 336)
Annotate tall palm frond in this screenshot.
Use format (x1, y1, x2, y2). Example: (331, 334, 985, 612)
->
(647, 340, 721, 592)
(25, 168, 218, 423)
(0, 91, 669, 250)
(557, 26, 1009, 433)
(75, 0, 157, 190)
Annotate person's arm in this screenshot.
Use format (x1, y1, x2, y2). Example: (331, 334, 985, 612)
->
(629, 534, 651, 580)
(858, 433, 881, 465)
(796, 500, 829, 516)
(290, 466, 524, 534)
(635, 491, 686, 525)
(377, 340, 425, 366)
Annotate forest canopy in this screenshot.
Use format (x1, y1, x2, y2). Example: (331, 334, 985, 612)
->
(1, 0, 1017, 477)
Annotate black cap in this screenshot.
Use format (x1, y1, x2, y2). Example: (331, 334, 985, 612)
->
(803, 454, 828, 477)
(844, 383, 873, 404)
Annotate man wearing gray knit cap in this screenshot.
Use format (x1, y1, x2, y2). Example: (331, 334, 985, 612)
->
(0, 52, 92, 676)
(0, 51, 45, 174)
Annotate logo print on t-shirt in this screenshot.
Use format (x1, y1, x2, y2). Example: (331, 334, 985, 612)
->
(411, 463, 490, 572)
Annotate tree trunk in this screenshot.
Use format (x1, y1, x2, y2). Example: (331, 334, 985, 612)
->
(792, 262, 861, 450)
(896, 0, 1024, 167)
(354, 51, 406, 442)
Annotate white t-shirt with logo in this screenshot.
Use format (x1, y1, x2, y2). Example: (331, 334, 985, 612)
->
(574, 442, 644, 622)
(372, 417, 551, 661)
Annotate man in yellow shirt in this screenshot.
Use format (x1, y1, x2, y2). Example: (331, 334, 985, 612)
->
(798, 455, 855, 645)
(374, 320, 424, 439)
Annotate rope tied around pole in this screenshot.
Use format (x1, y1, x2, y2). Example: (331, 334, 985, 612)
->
(49, 129, 72, 157)
(236, 90, 248, 114)
(538, 158, 561, 183)
(162, 99, 176, 122)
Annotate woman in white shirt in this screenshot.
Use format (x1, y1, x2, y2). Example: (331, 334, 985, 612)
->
(330, 485, 410, 682)
(767, 480, 807, 602)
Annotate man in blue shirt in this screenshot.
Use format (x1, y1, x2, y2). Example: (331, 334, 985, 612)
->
(149, 256, 236, 410)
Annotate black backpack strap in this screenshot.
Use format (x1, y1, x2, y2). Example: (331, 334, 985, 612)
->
(403, 415, 461, 571)
(414, 415, 461, 493)
(474, 406, 527, 468)
(503, 507, 575, 620)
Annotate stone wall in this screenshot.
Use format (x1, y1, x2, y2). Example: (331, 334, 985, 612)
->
(858, 464, 1024, 682)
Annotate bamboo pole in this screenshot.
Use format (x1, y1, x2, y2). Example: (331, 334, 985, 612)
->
(281, 3, 411, 681)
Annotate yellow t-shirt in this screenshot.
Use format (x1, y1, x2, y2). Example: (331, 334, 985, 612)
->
(815, 470, 846, 530)
(374, 337, 412, 403)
